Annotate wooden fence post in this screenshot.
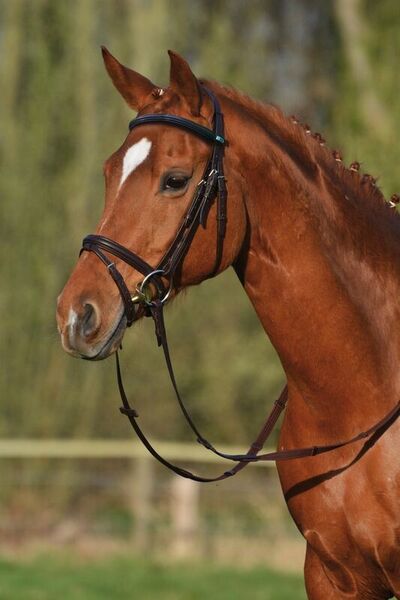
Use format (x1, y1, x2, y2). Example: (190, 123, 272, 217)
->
(128, 456, 154, 553)
(170, 474, 200, 559)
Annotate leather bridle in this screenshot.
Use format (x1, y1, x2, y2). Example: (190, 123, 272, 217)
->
(80, 86, 400, 483)
(82, 88, 227, 327)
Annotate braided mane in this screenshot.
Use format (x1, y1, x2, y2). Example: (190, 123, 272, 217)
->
(203, 80, 400, 229)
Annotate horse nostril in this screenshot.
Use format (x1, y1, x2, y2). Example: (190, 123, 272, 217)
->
(81, 302, 99, 338)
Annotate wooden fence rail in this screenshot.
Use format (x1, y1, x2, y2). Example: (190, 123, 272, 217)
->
(0, 439, 275, 465)
(0, 439, 276, 557)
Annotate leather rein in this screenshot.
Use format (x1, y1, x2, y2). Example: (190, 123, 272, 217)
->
(81, 87, 400, 482)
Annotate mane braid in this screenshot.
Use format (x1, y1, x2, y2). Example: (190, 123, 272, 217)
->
(202, 80, 400, 226)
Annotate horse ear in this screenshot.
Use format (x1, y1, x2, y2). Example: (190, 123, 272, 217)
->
(101, 46, 157, 110)
(168, 50, 202, 116)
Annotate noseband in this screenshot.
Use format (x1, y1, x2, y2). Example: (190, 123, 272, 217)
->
(80, 87, 400, 483)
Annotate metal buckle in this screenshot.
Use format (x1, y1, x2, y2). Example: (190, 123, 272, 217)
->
(131, 289, 148, 305)
(131, 269, 172, 306)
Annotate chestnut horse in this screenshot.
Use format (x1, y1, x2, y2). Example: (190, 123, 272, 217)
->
(56, 49, 400, 598)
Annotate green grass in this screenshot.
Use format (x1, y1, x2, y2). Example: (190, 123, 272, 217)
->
(0, 554, 306, 600)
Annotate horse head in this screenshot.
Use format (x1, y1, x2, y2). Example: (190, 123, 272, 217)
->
(56, 49, 246, 359)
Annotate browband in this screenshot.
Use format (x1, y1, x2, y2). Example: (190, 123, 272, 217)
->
(129, 114, 225, 145)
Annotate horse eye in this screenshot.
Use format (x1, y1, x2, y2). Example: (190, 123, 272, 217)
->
(163, 174, 189, 191)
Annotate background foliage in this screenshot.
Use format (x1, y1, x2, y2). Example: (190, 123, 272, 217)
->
(1, 0, 400, 554)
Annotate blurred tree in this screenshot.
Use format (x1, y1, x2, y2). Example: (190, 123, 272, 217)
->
(331, 0, 400, 195)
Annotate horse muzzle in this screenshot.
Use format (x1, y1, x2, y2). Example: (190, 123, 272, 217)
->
(56, 294, 127, 360)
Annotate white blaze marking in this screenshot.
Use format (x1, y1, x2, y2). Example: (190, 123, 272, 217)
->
(119, 137, 152, 189)
(67, 308, 78, 332)
(66, 307, 78, 346)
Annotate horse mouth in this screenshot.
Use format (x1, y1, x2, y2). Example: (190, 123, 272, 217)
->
(81, 312, 128, 361)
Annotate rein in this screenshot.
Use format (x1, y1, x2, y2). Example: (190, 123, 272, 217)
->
(81, 87, 400, 482)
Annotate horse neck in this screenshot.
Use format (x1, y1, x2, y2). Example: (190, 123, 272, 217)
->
(227, 98, 400, 431)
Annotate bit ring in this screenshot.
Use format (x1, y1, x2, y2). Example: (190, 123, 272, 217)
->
(132, 269, 172, 306)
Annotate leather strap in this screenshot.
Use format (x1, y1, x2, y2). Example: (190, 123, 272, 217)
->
(129, 114, 225, 145)
(116, 298, 400, 482)
(117, 349, 289, 482)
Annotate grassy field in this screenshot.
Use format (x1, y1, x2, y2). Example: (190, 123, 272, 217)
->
(0, 554, 306, 600)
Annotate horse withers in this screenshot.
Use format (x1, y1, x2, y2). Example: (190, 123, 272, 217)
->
(56, 48, 400, 599)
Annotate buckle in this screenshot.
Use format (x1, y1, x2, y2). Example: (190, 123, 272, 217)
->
(131, 269, 172, 307)
(120, 406, 139, 418)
